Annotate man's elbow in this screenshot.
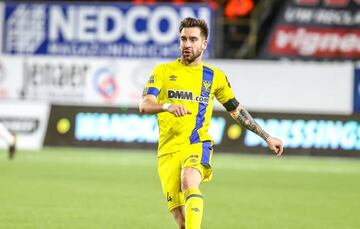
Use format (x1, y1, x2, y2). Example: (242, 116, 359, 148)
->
(139, 103, 146, 114)
(139, 96, 157, 114)
(139, 102, 152, 114)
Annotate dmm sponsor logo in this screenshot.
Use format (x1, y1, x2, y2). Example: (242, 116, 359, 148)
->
(168, 89, 209, 103)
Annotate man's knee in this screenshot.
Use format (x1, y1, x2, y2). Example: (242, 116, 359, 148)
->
(171, 206, 185, 229)
(181, 167, 202, 191)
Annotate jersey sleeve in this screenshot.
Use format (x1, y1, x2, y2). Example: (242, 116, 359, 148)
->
(214, 71, 236, 105)
(142, 64, 165, 97)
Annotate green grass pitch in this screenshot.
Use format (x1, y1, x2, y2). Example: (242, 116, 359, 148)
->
(0, 147, 359, 229)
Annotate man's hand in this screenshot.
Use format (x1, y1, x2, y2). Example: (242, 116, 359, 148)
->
(168, 104, 192, 117)
(266, 137, 284, 157)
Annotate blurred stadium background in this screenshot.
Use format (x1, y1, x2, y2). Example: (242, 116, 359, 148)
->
(0, 0, 359, 228)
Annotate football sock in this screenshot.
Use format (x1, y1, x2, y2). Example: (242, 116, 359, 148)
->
(184, 188, 203, 229)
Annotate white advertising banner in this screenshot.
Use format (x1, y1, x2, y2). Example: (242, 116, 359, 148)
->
(0, 101, 50, 150)
(84, 58, 159, 106)
(209, 60, 354, 115)
(21, 57, 89, 103)
(0, 55, 354, 114)
(112, 58, 354, 115)
(88, 58, 354, 115)
(20, 56, 159, 106)
(0, 55, 23, 99)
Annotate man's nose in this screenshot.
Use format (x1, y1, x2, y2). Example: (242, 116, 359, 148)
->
(183, 40, 191, 47)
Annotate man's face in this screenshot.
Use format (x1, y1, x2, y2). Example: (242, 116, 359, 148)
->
(179, 27, 207, 64)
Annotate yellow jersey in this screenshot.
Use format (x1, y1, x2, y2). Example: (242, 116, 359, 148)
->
(143, 59, 236, 156)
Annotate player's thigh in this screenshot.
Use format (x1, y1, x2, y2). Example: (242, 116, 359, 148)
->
(158, 153, 184, 210)
(181, 141, 214, 183)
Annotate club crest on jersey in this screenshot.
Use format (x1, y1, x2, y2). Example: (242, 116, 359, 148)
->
(202, 81, 212, 93)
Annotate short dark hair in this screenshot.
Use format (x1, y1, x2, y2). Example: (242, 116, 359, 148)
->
(179, 17, 208, 39)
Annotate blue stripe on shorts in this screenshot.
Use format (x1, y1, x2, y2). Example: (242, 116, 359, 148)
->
(201, 141, 212, 165)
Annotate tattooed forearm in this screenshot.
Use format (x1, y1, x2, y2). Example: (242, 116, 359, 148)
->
(230, 106, 269, 141)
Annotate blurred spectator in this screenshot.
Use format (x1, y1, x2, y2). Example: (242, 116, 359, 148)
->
(172, 0, 219, 9)
(132, 0, 156, 4)
(132, 0, 220, 9)
(225, 0, 254, 19)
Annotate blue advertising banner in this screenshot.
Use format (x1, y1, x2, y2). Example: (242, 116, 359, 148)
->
(2, 3, 212, 58)
(45, 106, 360, 157)
(354, 67, 360, 113)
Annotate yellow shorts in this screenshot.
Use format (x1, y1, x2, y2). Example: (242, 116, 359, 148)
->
(157, 141, 213, 211)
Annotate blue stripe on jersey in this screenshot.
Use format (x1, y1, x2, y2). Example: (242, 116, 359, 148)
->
(189, 66, 214, 144)
(147, 87, 160, 96)
(201, 141, 212, 164)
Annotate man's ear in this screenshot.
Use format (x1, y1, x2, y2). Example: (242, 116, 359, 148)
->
(202, 39, 208, 50)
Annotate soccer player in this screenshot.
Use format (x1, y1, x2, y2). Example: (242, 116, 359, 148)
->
(0, 122, 16, 160)
(139, 17, 283, 229)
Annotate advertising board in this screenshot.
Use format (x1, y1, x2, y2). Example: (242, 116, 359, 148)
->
(2, 2, 212, 58)
(0, 55, 23, 99)
(0, 101, 49, 150)
(45, 105, 360, 156)
(262, 0, 360, 60)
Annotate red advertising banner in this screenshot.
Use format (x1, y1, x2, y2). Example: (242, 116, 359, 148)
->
(262, 0, 360, 59)
(268, 25, 360, 58)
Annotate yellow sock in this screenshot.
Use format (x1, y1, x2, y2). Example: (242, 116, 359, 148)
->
(184, 188, 203, 229)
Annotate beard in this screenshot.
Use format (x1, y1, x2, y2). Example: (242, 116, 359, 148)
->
(181, 48, 202, 64)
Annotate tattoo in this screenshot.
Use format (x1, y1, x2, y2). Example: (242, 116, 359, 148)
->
(231, 107, 269, 141)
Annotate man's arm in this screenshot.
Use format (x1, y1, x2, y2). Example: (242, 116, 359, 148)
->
(139, 95, 192, 117)
(139, 95, 164, 114)
(229, 105, 284, 157)
(230, 106, 269, 141)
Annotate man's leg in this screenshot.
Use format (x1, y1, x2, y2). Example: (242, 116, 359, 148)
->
(8, 133, 16, 160)
(181, 167, 203, 229)
(0, 123, 16, 160)
(158, 153, 186, 228)
(171, 206, 185, 229)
